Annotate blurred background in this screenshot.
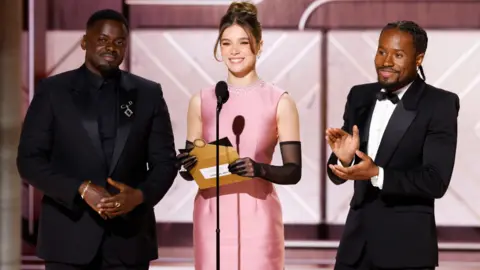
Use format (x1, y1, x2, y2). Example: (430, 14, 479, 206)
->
(1, 0, 480, 269)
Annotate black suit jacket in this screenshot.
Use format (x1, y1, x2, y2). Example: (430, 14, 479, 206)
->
(327, 77, 459, 268)
(17, 66, 178, 265)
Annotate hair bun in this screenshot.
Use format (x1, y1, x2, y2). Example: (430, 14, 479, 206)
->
(227, 1, 258, 16)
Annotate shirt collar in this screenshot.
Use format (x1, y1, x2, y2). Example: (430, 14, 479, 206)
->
(81, 64, 121, 90)
(380, 81, 413, 101)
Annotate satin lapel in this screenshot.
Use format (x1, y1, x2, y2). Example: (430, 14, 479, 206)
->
(354, 89, 378, 153)
(108, 74, 137, 176)
(351, 89, 377, 207)
(356, 104, 375, 153)
(70, 71, 105, 162)
(374, 77, 426, 166)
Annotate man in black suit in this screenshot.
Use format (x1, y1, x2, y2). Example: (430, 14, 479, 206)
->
(17, 9, 177, 270)
(326, 21, 459, 270)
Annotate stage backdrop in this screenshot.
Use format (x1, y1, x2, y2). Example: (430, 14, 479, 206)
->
(39, 29, 480, 227)
(128, 29, 322, 224)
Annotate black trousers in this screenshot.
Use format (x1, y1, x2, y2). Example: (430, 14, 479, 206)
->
(45, 231, 149, 270)
(334, 245, 434, 270)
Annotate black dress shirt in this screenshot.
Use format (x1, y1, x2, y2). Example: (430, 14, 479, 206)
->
(82, 66, 119, 170)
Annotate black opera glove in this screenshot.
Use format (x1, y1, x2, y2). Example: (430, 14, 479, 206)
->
(176, 140, 197, 181)
(228, 141, 302, 185)
(228, 158, 262, 178)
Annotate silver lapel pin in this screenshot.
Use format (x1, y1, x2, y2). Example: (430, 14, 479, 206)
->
(121, 101, 133, 117)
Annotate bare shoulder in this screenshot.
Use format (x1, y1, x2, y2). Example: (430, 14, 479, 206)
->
(187, 91, 203, 117)
(262, 82, 298, 112)
(275, 91, 300, 141)
(279, 92, 297, 106)
(277, 92, 298, 116)
(189, 91, 202, 105)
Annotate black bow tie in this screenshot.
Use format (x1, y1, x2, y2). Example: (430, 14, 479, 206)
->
(376, 91, 399, 104)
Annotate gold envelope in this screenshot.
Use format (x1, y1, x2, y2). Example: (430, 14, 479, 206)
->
(189, 139, 251, 189)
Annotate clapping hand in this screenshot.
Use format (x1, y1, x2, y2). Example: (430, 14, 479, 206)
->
(97, 178, 144, 218)
(329, 150, 379, 180)
(325, 125, 360, 166)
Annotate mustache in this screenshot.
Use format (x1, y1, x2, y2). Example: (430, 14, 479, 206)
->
(377, 67, 398, 73)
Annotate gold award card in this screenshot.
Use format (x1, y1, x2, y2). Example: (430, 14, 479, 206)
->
(188, 138, 251, 189)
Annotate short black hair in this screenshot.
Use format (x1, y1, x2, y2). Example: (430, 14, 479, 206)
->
(381, 20, 428, 80)
(86, 9, 129, 32)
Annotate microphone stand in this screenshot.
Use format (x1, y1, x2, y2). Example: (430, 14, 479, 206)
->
(215, 100, 223, 270)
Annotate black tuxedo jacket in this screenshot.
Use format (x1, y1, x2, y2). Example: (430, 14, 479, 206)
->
(17, 66, 178, 265)
(327, 77, 460, 268)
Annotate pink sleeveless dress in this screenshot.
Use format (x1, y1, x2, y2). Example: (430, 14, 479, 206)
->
(193, 80, 286, 270)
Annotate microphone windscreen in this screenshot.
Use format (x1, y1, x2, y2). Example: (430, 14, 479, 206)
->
(215, 81, 229, 104)
(232, 115, 245, 136)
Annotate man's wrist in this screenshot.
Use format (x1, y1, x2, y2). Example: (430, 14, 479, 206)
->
(78, 182, 86, 194)
(134, 189, 144, 205)
(78, 180, 91, 198)
(339, 157, 354, 167)
(373, 165, 380, 177)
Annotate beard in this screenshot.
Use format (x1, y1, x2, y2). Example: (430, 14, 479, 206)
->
(378, 79, 404, 92)
(377, 71, 414, 92)
(97, 63, 120, 78)
(378, 73, 418, 92)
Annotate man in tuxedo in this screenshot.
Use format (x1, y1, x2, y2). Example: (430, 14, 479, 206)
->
(326, 21, 459, 270)
(17, 9, 177, 270)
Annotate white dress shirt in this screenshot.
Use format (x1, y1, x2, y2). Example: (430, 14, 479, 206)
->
(338, 82, 412, 189)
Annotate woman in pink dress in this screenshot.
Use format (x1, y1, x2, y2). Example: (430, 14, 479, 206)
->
(176, 1, 302, 269)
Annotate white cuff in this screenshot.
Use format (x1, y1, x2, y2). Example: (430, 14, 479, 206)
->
(371, 167, 384, 189)
(337, 157, 355, 167)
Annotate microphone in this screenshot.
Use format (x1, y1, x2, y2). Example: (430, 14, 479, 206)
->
(232, 115, 245, 156)
(215, 81, 229, 111)
(214, 80, 229, 270)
